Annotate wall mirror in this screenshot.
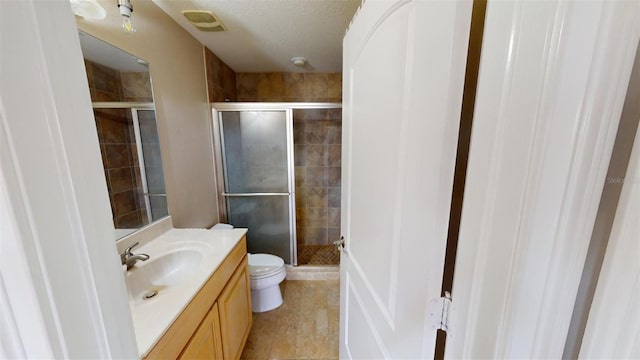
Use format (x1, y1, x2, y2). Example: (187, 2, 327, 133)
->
(78, 31, 168, 240)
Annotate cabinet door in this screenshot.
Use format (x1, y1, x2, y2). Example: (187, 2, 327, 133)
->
(218, 258, 252, 360)
(179, 303, 224, 360)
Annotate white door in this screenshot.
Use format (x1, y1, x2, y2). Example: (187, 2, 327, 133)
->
(339, 1, 472, 358)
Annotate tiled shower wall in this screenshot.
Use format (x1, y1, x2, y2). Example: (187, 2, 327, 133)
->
(204, 48, 237, 102)
(236, 73, 342, 102)
(294, 109, 342, 265)
(202, 47, 341, 103)
(84, 60, 149, 228)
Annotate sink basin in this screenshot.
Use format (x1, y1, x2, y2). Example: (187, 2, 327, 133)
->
(126, 249, 203, 302)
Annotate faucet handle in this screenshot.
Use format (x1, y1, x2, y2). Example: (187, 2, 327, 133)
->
(121, 242, 142, 265)
(124, 242, 140, 256)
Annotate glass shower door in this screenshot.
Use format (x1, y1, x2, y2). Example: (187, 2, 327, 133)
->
(219, 110, 295, 263)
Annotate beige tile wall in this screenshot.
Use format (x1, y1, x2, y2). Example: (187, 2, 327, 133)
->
(204, 48, 237, 102)
(236, 73, 342, 102)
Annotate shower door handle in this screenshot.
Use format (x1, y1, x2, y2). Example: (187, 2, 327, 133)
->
(221, 192, 290, 197)
(333, 236, 345, 252)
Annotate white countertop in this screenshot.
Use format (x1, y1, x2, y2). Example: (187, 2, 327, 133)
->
(125, 228, 247, 358)
(115, 228, 138, 239)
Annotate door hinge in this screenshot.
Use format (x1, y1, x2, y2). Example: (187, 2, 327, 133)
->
(428, 291, 454, 336)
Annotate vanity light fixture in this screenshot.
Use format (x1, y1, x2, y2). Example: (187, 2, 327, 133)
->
(291, 57, 308, 67)
(117, 0, 136, 34)
(69, 0, 107, 19)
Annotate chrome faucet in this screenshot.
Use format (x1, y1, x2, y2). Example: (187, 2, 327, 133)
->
(120, 242, 149, 270)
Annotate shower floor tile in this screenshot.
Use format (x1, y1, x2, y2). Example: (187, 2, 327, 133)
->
(297, 245, 340, 265)
(241, 280, 340, 360)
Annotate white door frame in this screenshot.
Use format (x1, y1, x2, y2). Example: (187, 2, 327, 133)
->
(447, 1, 640, 358)
(0, 0, 137, 358)
(579, 120, 640, 358)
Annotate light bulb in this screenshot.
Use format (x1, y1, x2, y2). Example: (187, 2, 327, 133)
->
(117, 0, 135, 34)
(121, 16, 136, 34)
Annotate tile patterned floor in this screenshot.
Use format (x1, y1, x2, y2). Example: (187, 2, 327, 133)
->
(297, 245, 340, 265)
(241, 280, 340, 360)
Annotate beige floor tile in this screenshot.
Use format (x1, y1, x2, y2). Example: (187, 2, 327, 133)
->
(315, 309, 329, 336)
(326, 281, 340, 309)
(242, 332, 271, 360)
(241, 280, 339, 360)
(296, 334, 330, 359)
(269, 319, 299, 359)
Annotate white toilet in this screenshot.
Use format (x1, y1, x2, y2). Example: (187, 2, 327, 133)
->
(248, 253, 287, 312)
(211, 223, 234, 230)
(211, 224, 287, 313)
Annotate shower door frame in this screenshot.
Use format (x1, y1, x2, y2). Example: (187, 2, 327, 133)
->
(92, 102, 158, 224)
(211, 102, 342, 266)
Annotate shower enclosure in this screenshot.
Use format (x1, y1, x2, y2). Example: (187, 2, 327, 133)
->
(212, 103, 342, 266)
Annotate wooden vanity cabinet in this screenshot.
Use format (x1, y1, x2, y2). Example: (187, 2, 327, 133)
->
(145, 237, 252, 360)
(178, 303, 224, 360)
(218, 261, 251, 360)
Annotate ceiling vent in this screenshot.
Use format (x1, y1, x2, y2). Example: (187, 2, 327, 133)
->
(181, 10, 226, 32)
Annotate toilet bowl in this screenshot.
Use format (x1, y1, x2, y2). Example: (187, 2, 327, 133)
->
(210, 224, 286, 312)
(248, 253, 286, 312)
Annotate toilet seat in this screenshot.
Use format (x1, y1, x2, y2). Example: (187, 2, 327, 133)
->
(248, 253, 284, 279)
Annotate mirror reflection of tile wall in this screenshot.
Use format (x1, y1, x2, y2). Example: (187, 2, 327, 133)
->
(138, 110, 169, 222)
(85, 60, 151, 228)
(294, 109, 342, 265)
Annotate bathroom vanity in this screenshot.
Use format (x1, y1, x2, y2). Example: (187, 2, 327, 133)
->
(120, 223, 251, 360)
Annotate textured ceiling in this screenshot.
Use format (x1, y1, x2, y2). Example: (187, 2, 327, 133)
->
(152, 0, 361, 73)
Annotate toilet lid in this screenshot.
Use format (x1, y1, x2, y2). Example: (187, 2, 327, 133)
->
(248, 253, 284, 277)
